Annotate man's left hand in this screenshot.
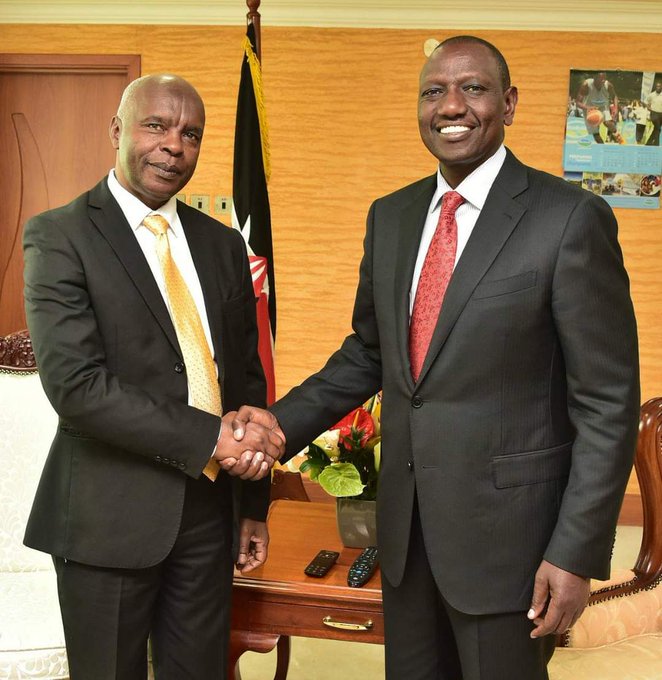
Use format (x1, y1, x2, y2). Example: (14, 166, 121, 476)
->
(528, 559, 590, 638)
(236, 519, 269, 574)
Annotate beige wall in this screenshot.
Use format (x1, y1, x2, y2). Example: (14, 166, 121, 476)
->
(3, 24, 660, 495)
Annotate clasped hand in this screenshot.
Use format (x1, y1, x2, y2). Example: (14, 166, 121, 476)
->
(212, 408, 286, 480)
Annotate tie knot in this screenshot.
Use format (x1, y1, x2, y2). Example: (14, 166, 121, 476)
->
(143, 214, 170, 236)
(441, 191, 464, 216)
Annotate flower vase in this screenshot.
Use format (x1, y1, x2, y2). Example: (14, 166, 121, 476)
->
(336, 497, 377, 548)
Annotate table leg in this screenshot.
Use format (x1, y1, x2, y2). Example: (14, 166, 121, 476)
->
(228, 630, 288, 680)
(274, 635, 291, 680)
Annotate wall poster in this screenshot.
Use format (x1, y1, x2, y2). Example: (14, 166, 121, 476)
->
(564, 69, 661, 209)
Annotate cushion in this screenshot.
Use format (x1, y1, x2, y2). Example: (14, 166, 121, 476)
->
(0, 371, 58, 572)
(0, 570, 67, 678)
(568, 581, 662, 648)
(550, 634, 662, 680)
(0, 370, 67, 677)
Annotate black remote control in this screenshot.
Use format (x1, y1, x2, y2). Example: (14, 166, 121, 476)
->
(347, 546, 379, 587)
(304, 549, 340, 578)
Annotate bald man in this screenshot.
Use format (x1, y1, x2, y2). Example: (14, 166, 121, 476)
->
(23, 74, 283, 679)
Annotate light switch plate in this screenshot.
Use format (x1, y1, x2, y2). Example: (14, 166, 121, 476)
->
(190, 194, 210, 214)
(214, 195, 232, 214)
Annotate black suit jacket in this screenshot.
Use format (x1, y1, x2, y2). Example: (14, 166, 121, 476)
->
(23, 178, 268, 569)
(271, 150, 640, 615)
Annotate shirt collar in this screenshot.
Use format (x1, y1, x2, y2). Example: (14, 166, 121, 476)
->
(431, 144, 507, 213)
(107, 170, 180, 237)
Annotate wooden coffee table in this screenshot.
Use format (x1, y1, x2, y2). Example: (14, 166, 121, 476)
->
(229, 500, 384, 679)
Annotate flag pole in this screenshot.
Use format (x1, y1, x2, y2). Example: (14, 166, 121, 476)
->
(237, 0, 276, 403)
(246, 0, 262, 61)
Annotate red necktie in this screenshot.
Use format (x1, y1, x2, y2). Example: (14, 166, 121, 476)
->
(409, 190, 464, 382)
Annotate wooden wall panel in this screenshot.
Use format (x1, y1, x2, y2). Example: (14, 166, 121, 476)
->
(2, 24, 660, 498)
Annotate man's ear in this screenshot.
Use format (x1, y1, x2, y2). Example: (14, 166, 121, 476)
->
(504, 86, 518, 127)
(109, 115, 121, 150)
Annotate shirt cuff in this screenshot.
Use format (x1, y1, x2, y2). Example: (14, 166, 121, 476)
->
(211, 421, 222, 458)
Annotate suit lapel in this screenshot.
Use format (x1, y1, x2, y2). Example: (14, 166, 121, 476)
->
(416, 151, 529, 385)
(87, 180, 180, 353)
(393, 175, 437, 391)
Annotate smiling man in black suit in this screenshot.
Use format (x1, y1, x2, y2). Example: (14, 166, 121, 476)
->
(230, 37, 640, 679)
(23, 74, 283, 679)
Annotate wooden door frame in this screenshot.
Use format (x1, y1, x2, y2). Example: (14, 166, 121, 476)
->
(0, 53, 140, 77)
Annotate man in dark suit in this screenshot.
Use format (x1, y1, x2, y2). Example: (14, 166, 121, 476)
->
(231, 37, 640, 679)
(23, 74, 283, 679)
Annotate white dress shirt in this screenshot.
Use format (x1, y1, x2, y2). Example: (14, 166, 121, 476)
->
(409, 145, 507, 316)
(646, 89, 662, 113)
(107, 170, 218, 404)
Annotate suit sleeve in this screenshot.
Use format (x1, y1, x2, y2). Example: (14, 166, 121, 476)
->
(270, 202, 383, 458)
(23, 213, 221, 478)
(543, 193, 640, 579)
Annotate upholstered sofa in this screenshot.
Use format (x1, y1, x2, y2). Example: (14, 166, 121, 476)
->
(0, 330, 68, 679)
(550, 397, 662, 679)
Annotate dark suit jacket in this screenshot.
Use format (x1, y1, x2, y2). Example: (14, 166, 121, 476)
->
(23, 178, 269, 569)
(271, 149, 640, 615)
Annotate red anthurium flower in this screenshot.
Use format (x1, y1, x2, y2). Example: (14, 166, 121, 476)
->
(333, 407, 375, 448)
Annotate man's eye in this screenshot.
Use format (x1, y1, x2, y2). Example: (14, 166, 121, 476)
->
(184, 131, 200, 141)
(421, 88, 443, 98)
(465, 84, 485, 93)
(146, 123, 163, 130)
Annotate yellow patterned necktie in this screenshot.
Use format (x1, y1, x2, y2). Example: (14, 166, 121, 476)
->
(142, 214, 222, 481)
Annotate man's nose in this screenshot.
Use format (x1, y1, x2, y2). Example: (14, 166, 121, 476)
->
(438, 87, 467, 117)
(161, 129, 184, 155)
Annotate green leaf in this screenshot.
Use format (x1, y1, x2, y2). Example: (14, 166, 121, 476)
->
(300, 458, 325, 481)
(318, 463, 365, 497)
(306, 443, 332, 463)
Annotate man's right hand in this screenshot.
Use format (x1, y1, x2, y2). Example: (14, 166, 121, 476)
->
(213, 411, 284, 480)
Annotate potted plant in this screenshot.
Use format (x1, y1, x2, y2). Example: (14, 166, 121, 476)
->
(296, 394, 381, 547)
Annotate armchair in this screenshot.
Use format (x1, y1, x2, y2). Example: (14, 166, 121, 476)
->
(0, 330, 67, 679)
(550, 397, 662, 679)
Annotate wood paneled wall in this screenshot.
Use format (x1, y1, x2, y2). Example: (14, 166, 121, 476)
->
(3, 25, 660, 496)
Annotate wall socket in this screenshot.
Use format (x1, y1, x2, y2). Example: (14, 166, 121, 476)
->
(214, 196, 232, 214)
(190, 194, 210, 214)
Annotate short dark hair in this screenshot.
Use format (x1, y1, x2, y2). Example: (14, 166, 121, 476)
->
(435, 35, 511, 91)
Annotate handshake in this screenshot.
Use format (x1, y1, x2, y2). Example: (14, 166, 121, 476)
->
(212, 406, 285, 480)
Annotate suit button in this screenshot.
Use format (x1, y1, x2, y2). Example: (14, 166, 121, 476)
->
(407, 460, 415, 471)
(170, 460, 178, 467)
(162, 457, 170, 464)
(174, 362, 185, 373)
(411, 396, 423, 408)
(178, 462, 186, 470)
(155, 455, 162, 462)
